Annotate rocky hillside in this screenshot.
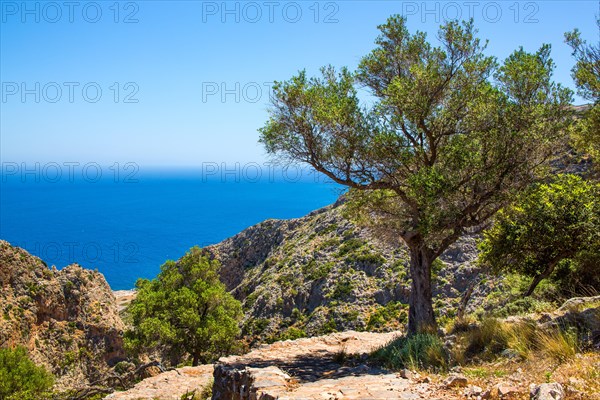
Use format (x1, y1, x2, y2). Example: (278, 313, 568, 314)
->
(0, 240, 126, 389)
(206, 200, 481, 343)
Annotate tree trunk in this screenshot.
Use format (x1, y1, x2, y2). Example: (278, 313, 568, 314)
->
(525, 259, 560, 297)
(407, 244, 437, 335)
(192, 353, 200, 367)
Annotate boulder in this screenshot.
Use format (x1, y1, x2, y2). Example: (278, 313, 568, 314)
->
(443, 374, 468, 388)
(529, 383, 564, 400)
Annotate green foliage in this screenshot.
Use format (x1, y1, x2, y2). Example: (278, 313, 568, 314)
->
(0, 346, 54, 400)
(124, 247, 242, 366)
(565, 19, 599, 102)
(479, 174, 600, 296)
(565, 19, 600, 169)
(259, 15, 572, 334)
(243, 318, 270, 337)
(344, 250, 385, 268)
(461, 318, 511, 359)
(330, 276, 354, 299)
(302, 260, 333, 281)
(451, 319, 580, 364)
(372, 334, 448, 371)
(267, 326, 307, 343)
(335, 238, 366, 257)
(367, 302, 407, 331)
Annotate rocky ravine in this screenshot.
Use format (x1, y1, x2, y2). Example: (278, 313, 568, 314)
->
(206, 200, 481, 343)
(0, 240, 126, 389)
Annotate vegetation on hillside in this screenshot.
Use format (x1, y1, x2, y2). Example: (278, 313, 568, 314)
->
(0, 347, 54, 400)
(124, 247, 243, 366)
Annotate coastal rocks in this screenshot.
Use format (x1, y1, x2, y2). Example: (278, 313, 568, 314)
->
(0, 240, 126, 389)
(529, 383, 564, 400)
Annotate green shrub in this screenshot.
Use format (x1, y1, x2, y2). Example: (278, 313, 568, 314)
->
(0, 346, 54, 400)
(336, 238, 366, 257)
(124, 247, 243, 366)
(302, 260, 333, 280)
(367, 302, 407, 331)
(345, 252, 385, 267)
(462, 318, 511, 359)
(372, 334, 448, 371)
(331, 277, 354, 299)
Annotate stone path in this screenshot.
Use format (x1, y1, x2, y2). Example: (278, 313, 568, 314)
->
(108, 331, 463, 399)
(106, 365, 213, 400)
(279, 374, 436, 400)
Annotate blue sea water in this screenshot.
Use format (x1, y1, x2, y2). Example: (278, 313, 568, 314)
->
(0, 167, 342, 290)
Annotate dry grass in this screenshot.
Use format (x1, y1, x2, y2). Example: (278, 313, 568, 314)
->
(460, 352, 600, 399)
(332, 343, 349, 364)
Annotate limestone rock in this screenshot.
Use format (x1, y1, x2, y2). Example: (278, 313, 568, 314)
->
(0, 240, 125, 389)
(399, 368, 414, 379)
(529, 383, 564, 400)
(443, 374, 468, 388)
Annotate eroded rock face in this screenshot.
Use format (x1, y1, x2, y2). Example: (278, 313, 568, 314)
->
(206, 202, 480, 341)
(0, 240, 126, 389)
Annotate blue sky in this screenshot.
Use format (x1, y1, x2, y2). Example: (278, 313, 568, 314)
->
(1, 0, 598, 166)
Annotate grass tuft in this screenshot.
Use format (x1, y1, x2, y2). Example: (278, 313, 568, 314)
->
(371, 333, 448, 371)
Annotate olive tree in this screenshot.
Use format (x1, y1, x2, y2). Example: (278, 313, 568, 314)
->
(259, 16, 572, 334)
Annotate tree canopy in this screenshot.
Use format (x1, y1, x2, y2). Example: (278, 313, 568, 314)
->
(0, 346, 54, 400)
(124, 247, 242, 366)
(479, 174, 600, 297)
(565, 18, 600, 167)
(259, 16, 572, 334)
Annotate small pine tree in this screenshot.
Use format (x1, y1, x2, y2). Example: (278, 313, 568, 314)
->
(0, 346, 54, 400)
(125, 247, 242, 366)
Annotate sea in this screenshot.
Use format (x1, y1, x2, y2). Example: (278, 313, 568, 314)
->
(0, 165, 342, 290)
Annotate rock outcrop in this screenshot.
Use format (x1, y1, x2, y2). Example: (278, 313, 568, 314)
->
(206, 202, 480, 342)
(530, 383, 565, 400)
(0, 240, 126, 389)
(111, 330, 463, 400)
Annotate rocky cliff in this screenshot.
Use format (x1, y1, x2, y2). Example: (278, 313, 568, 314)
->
(0, 240, 126, 389)
(206, 200, 481, 343)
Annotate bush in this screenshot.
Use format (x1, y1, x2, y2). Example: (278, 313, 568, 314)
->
(367, 302, 407, 331)
(479, 175, 600, 297)
(0, 346, 54, 400)
(462, 318, 511, 359)
(372, 334, 448, 371)
(124, 247, 243, 366)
